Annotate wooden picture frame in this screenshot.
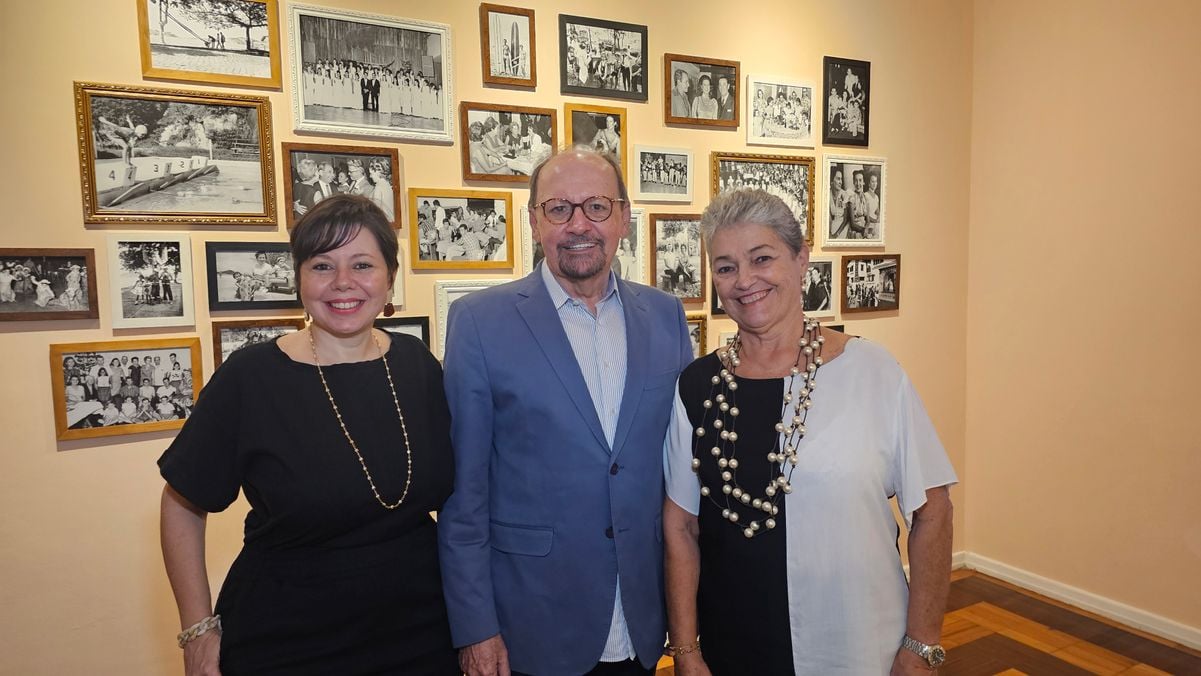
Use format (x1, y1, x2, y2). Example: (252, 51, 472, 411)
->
(137, 0, 282, 89)
(0, 249, 99, 322)
(281, 141, 402, 229)
(649, 213, 705, 303)
(459, 102, 556, 183)
(841, 254, 900, 314)
(822, 154, 887, 248)
(480, 4, 536, 88)
(822, 55, 871, 147)
(558, 14, 648, 102)
(205, 241, 301, 311)
(434, 279, 509, 359)
(74, 81, 275, 226)
(211, 318, 305, 368)
(408, 188, 514, 270)
(711, 151, 815, 246)
(804, 256, 837, 319)
(746, 74, 815, 148)
(519, 207, 647, 284)
(632, 145, 693, 203)
(107, 234, 195, 329)
(375, 315, 431, 347)
(288, 3, 454, 143)
(50, 336, 204, 441)
(686, 312, 708, 359)
(564, 103, 627, 183)
(664, 53, 740, 128)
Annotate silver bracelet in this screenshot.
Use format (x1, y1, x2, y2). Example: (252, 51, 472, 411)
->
(177, 615, 222, 648)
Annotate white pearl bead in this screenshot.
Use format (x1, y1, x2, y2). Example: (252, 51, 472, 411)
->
(797, 425, 805, 435)
(729, 407, 739, 417)
(703, 400, 712, 409)
(803, 400, 812, 409)
(718, 458, 728, 468)
(728, 432, 738, 442)
(700, 486, 711, 496)
(719, 430, 730, 440)
(792, 416, 802, 426)
(731, 487, 742, 498)
(761, 502, 773, 513)
(811, 341, 820, 350)
(713, 419, 723, 429)
(721, 508, 730, 518)
(722, 484, 732, 495)
(711, 376, 720, 385)
(711, 446, 722, 457)
(750, 521, 760, 531)
(784, 445, 794, 454)
(817, 335, 825, 343)
(776, 476, 788, 486)
(765, 486, 777, 497)
(803, 345, 813, 355)
(790, 366, 800, 375)
(774, 423, 784, 433)
(815, 356, 823, 365)
(767, 452, 778, 462)
(695, 428, 706, 437)
(789, 456, 799, 466)
(719, 402, 729, 412)
(784, 393, 792, 402)
(807, 363, 816, 372)
(729, 511, 739, 522)
(727, 458, 738, 469)
(765, 518, 776, 529)
(743, 528, 754, 538)
(691, 458, 700, 469)
(740, 493, 751, 504)
(721, 471, 732, 481)
(752, 498, 762, 508)
(731, 358, 740, 367)
(715, 394, 725, 403)
(728, 382, 738, 390)
(782, 483, 793, 494)
(720, 369, 729, 378)
(772, 506, 779, 515)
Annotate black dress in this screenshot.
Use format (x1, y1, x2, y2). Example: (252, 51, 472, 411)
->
(678, 353, 795, 676)
(159, 336, 458, 675)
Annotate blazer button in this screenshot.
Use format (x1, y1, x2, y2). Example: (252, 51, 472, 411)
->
(605, 526, 614, 539)
(610, 463, 619, 475)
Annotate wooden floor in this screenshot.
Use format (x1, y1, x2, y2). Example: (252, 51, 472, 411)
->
(655, 570, 1201, 675)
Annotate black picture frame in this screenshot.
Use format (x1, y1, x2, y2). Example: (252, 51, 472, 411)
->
(375, 316, 431, 346)
(205, 241, 301, 311)
(558, 14, 648, 102)
(822, 56, 870, 147)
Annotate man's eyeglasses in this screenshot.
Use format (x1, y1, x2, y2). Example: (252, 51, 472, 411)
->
(535, 196, 626, 225)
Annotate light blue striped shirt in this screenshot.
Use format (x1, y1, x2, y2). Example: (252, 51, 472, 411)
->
(539, 262, 634, 662)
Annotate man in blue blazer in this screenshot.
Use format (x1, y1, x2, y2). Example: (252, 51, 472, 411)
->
(440, 146, 693, 676)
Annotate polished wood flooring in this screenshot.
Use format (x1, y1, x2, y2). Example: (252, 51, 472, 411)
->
(655, 570, 1201, 675)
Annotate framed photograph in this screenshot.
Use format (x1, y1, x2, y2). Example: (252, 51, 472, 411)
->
(74, 81, 275, 226)
(664, 53, 739, 128)
(375, 315, 431, 346)
(0, 249, 98, 322)
(649, 214, 705, 303)
(107, 234, 195, 329)
(709, 280, 726, 316)
(686, 312, 707, 359)
(746, 74, 814, 148)
(632, 145, 692, 203)
(841, 254, 900, 314)
(480, 4, 536, 88)
(520, 207, 647, 284)
(565, 103, 627, 182)
(459, 102, 556, 182)
(711, 151, 815, 246)
(825, 324, 846, 333)
(137, 0, 282, 88)
(434, 279, 509, 358)
(823, 56, 870, 146)
(803, 256, 837, 318)
(212, 318, 305, 367)
(205, 242, 300, 311)
(288, 4, 454, 143)
(718, 331, 736, 349)
(823, 155, 887, 247)
(49, 337, 203, 441)
(408, 188, 514, 270)
(558, 14, 647, 102)
(281, 141, 402, 228)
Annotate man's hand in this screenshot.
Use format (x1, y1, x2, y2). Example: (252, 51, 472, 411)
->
(460, 634, 510, 676)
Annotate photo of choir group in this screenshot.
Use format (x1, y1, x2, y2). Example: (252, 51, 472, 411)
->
(58, 346, 195, 430)
(715, 156, 812, 242)
(0, 254, 92, 317)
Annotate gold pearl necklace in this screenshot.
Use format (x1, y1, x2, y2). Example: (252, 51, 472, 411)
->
(309, 328, 413, 510)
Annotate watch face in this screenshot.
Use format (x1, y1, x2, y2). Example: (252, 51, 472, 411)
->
(929, 645, 947, 666)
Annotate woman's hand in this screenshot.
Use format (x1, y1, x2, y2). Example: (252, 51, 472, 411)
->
(182, 629, 221, 676)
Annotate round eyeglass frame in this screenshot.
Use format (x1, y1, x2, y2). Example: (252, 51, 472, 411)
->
(534, 196, 627, 225)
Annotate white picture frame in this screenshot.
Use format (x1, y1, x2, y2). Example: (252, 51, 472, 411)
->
(434, 278, 509, 359)
(804, 255, 837, 319)
(288, 4, 454, 144)
(632, 145, 693, 203)
(520, 207, 647, 285)
(106, 234, 195, 329)
(822, 154, 887, 248)
(746, 74, 815, 148)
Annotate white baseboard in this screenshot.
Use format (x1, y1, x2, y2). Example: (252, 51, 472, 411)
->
(961, 552, 1201, 651)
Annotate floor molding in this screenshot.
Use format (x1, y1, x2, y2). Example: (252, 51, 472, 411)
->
(958, 551, 1201, 651)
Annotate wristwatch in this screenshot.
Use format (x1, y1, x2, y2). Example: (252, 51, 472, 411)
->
(901, 635, 946, 668)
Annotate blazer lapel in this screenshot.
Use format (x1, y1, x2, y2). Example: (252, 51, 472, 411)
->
(610, 278, 649, 461)
(514, 272, 611, 454)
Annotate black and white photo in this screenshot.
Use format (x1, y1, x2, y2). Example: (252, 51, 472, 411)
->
(480, 4, 536, 87)
(558, 14, 647, 102)
(650, 214, 705, 303)
(75, 82, 275, 226)
(709, 280, 726, 316)
(841, 254, 900, 314)
(205, 242, 301, 311)
(408, 189, 513, 270)
(823, 155, 887, 247)
(712, 152, 815, 245)
(459, 102, 555, 182)
(137, 0, 281, 88)
(375, 316, 431, 347)
(747, 75, 814, 148)
(632, 145, 692, 203)
(289, 4, 453, 143)
(212, 318, 305, 366)
(106, 235, 194, 328)
(520, 208, 647, 284)
(803, 256, 836, 318)
(686, 313, 707, 359)
(282, 142, 401, 228)
(664, 53, 739, 127)
(0, 249, 98, 322)
(823, 56, 870, 146)
(565, 103, 627, 182)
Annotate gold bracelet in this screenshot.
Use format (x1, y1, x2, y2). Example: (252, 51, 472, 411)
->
(666, 640, 701, 657)
(177, 615, 222, 648)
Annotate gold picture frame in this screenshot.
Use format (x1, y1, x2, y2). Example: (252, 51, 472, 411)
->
(408, 188, 515, 270)
(564, 102, 628, 184)
(136, 0, 283, 89)
(686, 312, 708, 359)
(711, 151, 815, 246)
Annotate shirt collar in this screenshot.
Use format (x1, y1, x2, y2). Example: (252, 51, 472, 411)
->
(539, 260, 622, 310)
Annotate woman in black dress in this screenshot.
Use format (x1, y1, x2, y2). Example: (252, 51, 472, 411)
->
(159, 195, 458, 675)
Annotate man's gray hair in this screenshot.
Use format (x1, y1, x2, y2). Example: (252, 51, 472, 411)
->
(527, 144, 629, 209)
(700, 189, 805, 256)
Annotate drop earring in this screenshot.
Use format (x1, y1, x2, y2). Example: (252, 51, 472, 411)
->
(383, 301, 396, 317)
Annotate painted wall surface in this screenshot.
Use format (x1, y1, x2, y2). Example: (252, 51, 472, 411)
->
(0, 0, 970, 672)
(966, 0, 1201, 629)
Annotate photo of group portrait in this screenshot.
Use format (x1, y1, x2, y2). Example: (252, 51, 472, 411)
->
(106, 235, 194, 328)
(747, 75, 814, 147)
(480, 4, 536, 87)
(137, 0, 281, 88)
(558, 14, 647, 101)
(282, 142, 400, 227)
(409, 189, 512, 269)
(459, 103, 555, 182)
(713, 152, 815, 245)
(823, 155, 887, 247)
(823, 55, 871, 146)
(664, 53, 739, 127)
(0, 249, 98, 322)
(211, 318, 305, 367)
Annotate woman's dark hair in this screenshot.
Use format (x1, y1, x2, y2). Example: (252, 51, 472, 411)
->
(290, 194, 399, 282)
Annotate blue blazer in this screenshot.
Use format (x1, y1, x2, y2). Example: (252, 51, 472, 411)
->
(439, 269, 693, 675)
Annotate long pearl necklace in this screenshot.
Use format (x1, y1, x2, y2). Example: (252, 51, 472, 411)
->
(309, 329, 413, 510)
(691, 318, 823, 538)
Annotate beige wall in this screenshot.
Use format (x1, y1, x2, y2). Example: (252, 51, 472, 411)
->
(967, 0, 1201, 629)
(0, 0, 974, 672)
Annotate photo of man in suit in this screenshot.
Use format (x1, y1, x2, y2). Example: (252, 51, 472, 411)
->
(717, 74, 735, 120)
(440, 145, 693, 676)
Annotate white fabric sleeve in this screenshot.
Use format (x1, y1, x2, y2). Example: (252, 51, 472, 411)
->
(664, 383, 701, 515)
(891, 373, 958, 528)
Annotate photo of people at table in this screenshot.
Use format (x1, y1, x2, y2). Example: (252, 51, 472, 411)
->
(414, 196, 509, 262)
(59, 347, 193, 429)
(465, 109, 553, 177)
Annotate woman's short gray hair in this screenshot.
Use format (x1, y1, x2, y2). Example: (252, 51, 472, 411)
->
(700, 189, 805, 255)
